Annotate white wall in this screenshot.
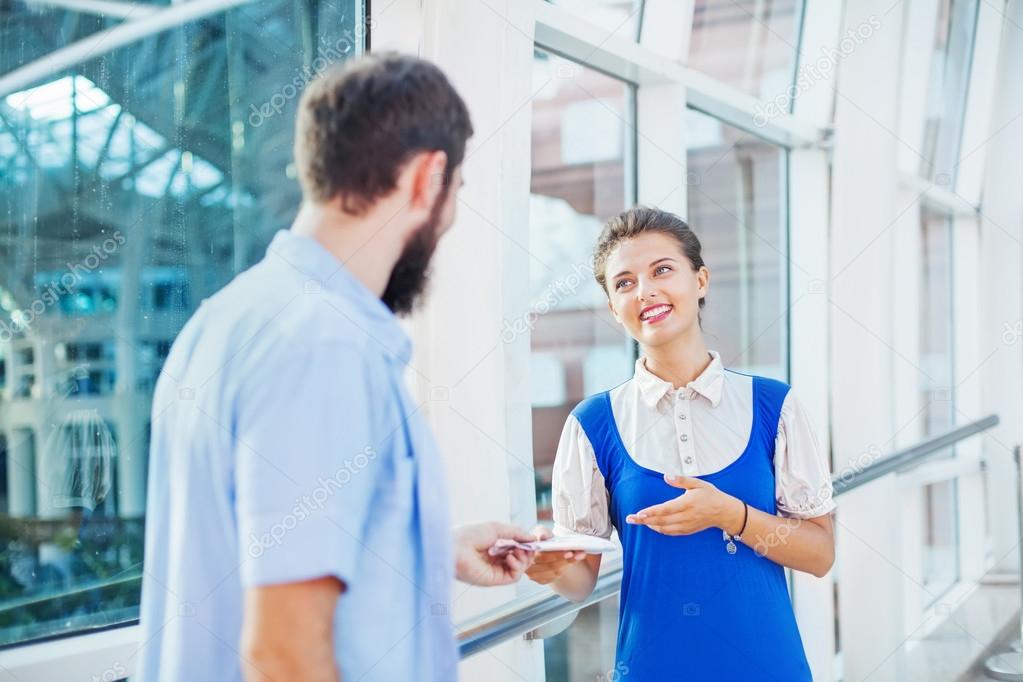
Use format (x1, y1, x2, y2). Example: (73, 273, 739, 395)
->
(376, 0, 547, 679)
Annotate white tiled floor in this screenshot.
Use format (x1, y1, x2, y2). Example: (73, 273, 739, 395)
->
(911, 580, 1021, 682)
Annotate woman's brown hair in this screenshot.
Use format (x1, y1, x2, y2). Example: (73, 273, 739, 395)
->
(592, 206, 706, 313)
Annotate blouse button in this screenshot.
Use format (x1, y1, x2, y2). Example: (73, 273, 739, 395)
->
(679, 414, 687, 420)
(684, 456, 693, 464)
(679, 434, 688, 442)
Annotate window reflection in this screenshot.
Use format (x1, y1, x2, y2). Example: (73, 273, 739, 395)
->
(0, 0, 363, 646)
(546, 0, 644, 40)
(542, 595, 620, 680)
(686, 108, 788, 379)
(919, 0, 979, 182)
(689, 0, 804, 101)
(919, 207, 959, 598)
(528, 50, 635, 522)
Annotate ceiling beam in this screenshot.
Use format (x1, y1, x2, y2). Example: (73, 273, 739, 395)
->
(0, 0, 258, 97)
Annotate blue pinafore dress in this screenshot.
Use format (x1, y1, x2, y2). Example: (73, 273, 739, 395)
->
(572, 372, 812, 681)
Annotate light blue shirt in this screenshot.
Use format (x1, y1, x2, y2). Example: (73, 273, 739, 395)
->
(137, 230, 457, 681)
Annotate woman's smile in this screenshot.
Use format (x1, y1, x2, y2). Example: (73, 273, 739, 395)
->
(640, 303, 673, 324)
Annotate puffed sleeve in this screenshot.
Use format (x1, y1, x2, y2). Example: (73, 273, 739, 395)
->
(774, 391, 836, 519)
(551, 415, 613, 539)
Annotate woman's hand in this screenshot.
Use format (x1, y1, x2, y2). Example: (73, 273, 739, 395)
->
(625, 474, 744, 536)
(523, 526, 587, 585)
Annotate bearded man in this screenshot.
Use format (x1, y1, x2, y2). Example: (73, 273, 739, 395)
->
(138, 53, 534, 682)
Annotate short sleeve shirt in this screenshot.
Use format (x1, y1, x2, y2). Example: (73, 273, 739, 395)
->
(137, 230, 456, 681)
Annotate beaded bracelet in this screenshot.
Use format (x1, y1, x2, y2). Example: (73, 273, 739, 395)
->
(722, 502, 749, 555)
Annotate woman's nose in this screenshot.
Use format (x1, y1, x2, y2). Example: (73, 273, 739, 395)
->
(637, 279, 658, 302)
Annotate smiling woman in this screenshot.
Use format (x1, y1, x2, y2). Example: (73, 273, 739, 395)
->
(525, 205, 836, 681)
(593, 207, 709, 345)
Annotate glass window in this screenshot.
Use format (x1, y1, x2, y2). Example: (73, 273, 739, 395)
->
(546, 0, 644, 40)
(542, 596, 621, 680)
(528, 49, 635, 522)
(919, 0, 980, 183)
(0, 4, 125, 74)
(0, 0, 364, 646)
(688, 0, 804, 101)
(919, 207, 959, 598)
(685, 108, 789, 379)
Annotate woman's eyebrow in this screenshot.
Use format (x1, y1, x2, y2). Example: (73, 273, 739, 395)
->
(612, 257, 678, 281)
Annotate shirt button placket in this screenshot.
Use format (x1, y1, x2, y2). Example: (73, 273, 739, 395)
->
(677, 391, 692, 472)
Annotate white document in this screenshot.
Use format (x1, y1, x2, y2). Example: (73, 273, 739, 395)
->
(488, 534, 617, 556)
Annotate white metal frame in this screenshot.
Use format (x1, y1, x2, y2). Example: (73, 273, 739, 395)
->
(533, 2, 825, 148)
(0, 0, 260, 97)
(0, 626, 138, 681)
(833, 1, 1015, 680)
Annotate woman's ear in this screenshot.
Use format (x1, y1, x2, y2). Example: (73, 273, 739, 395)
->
(607, 297, 621, 324)
(696, 265, 710, 298)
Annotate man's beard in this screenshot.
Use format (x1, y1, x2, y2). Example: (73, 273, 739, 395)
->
(381, 191, 446, 316)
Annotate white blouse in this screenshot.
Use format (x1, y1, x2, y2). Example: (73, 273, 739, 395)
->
(552, 351, 836, 539)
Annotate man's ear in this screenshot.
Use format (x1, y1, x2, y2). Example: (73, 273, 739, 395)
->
(408, 150, 448, 211)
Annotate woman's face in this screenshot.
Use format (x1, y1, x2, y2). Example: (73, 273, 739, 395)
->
(603, 231, 709, 348)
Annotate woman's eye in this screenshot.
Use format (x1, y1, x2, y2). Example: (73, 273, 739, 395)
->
(655, 265, 672, 275)
(615, 279, 630, 290)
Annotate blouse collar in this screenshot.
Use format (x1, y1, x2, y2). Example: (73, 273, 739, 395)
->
(634, 350, 725, 409)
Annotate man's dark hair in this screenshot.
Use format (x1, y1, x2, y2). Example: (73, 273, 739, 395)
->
(294, 52, 473, 214)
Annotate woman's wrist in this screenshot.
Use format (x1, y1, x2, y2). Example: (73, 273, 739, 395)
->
(717, 493, 746, 536)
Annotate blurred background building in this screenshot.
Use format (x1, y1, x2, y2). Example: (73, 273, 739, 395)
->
(0, 1, 1022, 681)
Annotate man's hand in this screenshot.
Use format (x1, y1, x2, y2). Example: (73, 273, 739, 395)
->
(523, 526, 586, 585)
(625, 474, 744, 536)
(454, 522, 536, 586)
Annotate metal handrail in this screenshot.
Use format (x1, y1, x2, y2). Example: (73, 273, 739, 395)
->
(458, 558, 624, 658)
(832, 414, 999, 495)
(457, 414, 1001, 658)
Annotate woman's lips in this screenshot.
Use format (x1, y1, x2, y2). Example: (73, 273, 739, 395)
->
(640, 304, 672, 324)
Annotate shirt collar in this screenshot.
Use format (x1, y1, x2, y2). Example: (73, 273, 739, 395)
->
(634, 350, 725, 408)
(265, 229, 412, 365)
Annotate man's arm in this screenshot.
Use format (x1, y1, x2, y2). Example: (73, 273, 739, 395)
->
(241, 576, 343, 682)
(234, 343, 375, 681)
